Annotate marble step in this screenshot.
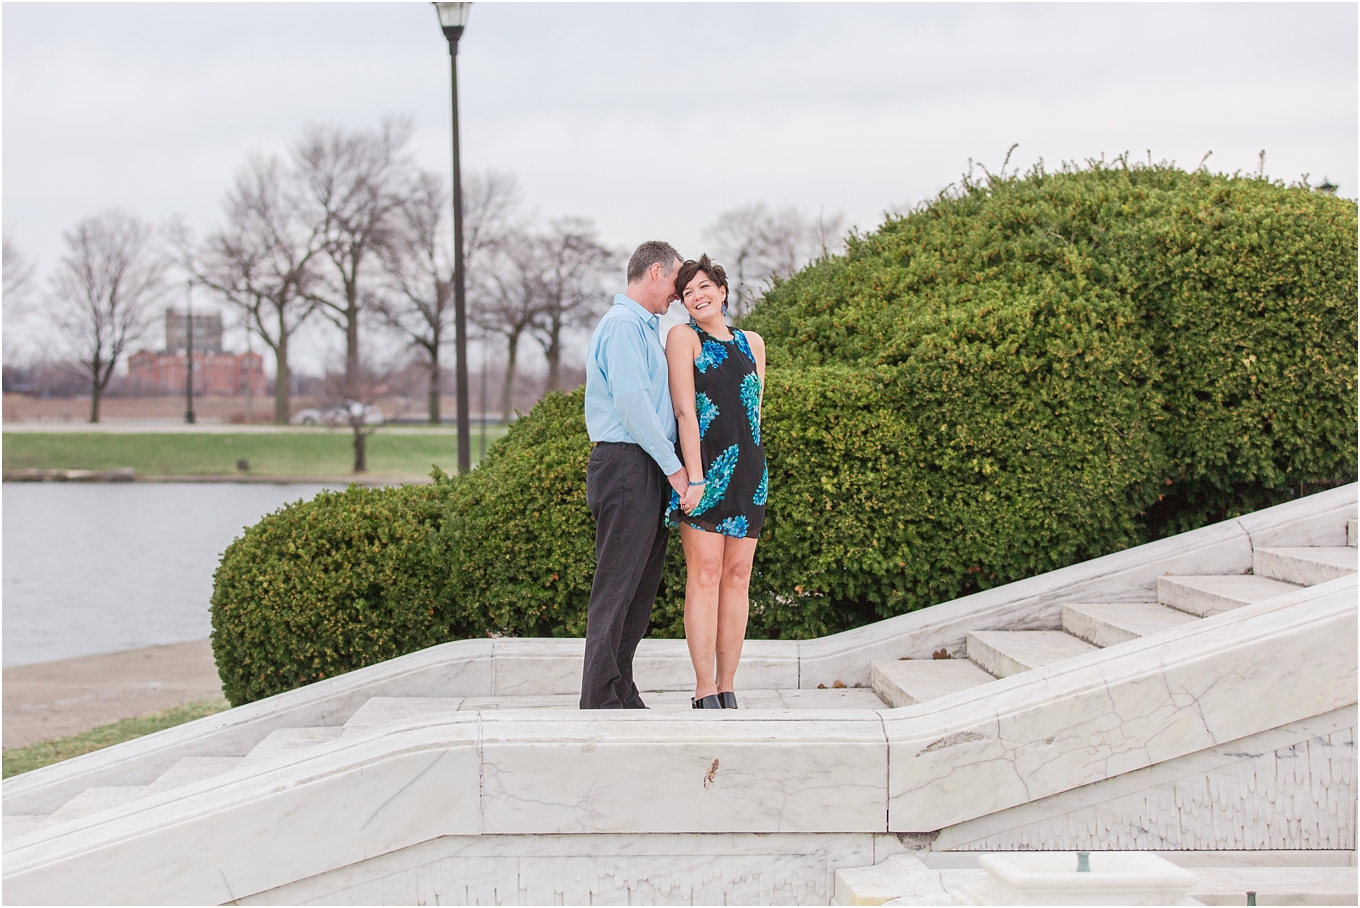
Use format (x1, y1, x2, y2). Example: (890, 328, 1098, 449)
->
(1157, 574, 1301, 617)
(459, 689, 886, 711)
(1186, 866, 1358, 906)
(965, 630, 1098, 678)
(137, 757, 243, 800)
(3, 815, 45, 839)
(1062, 602, 1199, 647)
(1254, 546, 1358, 586)
(1349, 519, 1356, 547)
(237, 727, 345, 769)
(342, 696, 465, 734)
(37, 786, 145, 829)
(869, 659, 996, 708)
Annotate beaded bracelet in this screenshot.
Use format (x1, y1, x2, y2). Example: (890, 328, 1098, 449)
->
(689, 480, 706, 486)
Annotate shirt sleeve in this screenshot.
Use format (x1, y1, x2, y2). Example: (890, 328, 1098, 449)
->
(601, 322, 684, 476)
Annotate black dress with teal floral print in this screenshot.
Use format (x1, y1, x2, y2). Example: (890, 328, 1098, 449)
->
(667, 321, 767, 539)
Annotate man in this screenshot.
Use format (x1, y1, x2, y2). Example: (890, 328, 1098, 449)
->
(580, 240, 688, 709)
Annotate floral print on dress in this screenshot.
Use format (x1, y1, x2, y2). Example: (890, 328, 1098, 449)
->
(696, 392, 718, 439)
(753, 464, 768, 506)
(665, 488, 681, 528)
(690, 444, 740, 517)
(694, 339, 728, 373)
(740, 373, 762, 446)
(715, 516, 749, 538)
(733, 329, 755, 363)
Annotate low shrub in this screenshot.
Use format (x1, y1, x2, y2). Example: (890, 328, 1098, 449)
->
(211, 481, 462, 705)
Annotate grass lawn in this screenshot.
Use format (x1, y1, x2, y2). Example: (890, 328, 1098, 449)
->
(2, 698, 231, 778)
(2, 427, 509, 479)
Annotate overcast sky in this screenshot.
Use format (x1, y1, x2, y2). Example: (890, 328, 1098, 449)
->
(4, 2, 1356, 372)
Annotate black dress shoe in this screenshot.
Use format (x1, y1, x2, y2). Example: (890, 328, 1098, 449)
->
(692, 694, 723, 709)
(718, 691, 738, 709)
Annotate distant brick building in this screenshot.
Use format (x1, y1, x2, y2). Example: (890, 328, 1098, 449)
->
(127, 349, 264, 396)
(126, 308, 265, 396)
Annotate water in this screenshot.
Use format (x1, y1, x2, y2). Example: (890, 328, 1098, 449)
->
(2, 482, 342, 667)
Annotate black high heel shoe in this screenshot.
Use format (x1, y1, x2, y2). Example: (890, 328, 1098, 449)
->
(718, 691, 738, 709)
(692, 694, 722, 709)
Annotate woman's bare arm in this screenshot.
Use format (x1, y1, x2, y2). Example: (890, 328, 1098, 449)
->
(747, 331, 767, 407)
(666, 325, 705, 511)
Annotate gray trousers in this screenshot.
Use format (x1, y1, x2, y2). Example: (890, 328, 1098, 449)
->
(580, 442, 670, 709)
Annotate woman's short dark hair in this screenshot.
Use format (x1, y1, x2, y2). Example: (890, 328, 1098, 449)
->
(674, 254, 731, 314)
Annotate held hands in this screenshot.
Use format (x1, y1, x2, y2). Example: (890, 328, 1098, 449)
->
(679, 481, 704, 514)
(667, 469, 705, 514)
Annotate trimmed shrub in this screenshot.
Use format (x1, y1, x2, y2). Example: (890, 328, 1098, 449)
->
(439, 390, 598, 637)
(211, 481, 462, 705)
(744, 161, 1357, 532)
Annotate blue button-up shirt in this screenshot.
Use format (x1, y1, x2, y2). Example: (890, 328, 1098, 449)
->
(585, 294, 683, 476)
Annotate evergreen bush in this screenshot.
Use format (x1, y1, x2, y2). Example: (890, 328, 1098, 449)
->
(211, 481, 462, 705)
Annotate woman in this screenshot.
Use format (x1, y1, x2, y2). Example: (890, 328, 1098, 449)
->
(665, 255, 767, 710)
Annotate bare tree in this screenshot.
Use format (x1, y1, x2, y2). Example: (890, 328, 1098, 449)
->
(317, 354, 417, 473)
(294, 117, 413, 400)
(372, 169, 521, 424)
(4, 232, 38, 365)
(192, 154, 325, 423)
(703, 203, 844, 318)
(3, 232, 36, 305)
(51, 209, 167, 422)
(530, 218, 619, 392)
(473, 231, 544, 422)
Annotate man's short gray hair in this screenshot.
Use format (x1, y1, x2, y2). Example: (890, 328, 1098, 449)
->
(626, 241, 681, 285)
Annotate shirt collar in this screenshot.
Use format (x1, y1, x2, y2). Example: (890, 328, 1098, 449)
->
(615, 294, 659, 330)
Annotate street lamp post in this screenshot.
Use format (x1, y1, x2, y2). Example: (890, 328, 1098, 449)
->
(184, 279, 196, 425)
(435, 2, 472, 474)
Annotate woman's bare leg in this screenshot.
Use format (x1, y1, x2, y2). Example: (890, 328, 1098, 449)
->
(715, 536, 758, 694)
(680, 523, 725, 699)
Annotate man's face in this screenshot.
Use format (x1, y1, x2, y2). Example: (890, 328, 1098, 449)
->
(643, 258, 682, 314)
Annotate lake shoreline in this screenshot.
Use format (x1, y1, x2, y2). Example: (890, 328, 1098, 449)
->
(3, 640, 222, 749)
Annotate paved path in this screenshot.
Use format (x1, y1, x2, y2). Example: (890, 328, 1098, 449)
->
(3, 640, 223, 749)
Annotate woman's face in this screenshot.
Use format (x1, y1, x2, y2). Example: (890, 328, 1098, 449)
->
(682, 271, 727, 321)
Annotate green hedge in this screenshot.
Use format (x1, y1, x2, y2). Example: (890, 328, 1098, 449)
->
(744, 161, 1357, 532)
(212, 161, 1357, 704)
(211, 481, 462, 705)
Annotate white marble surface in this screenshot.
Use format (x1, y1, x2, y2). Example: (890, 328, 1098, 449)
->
(1255, 546, 1358, 586)
(1157, 574, 1301, 616)
(244, 832, 904, 906)
(1061, 602, 1198, 648)
(4, 716, 484, 905)
(965, 631, 1097, 677)
(885, 575, 1357, 832)
(952, 852, 1199, 906)
(932, 708, 1356, 852)
(479, 711, 889, 835)
(871, 660, 996, 709)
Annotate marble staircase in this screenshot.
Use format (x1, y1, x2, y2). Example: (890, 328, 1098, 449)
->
(3, 485, 1355, 905)
(871, 537, 1357, 709)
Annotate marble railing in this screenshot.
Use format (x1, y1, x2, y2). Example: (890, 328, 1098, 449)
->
(4, 574, 1353, 905)
(4, 484, 1353, 822)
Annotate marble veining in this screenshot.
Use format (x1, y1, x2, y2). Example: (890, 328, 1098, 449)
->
(239, 833, 901, 906)
(933, 711, 1356, 852)
(886, 575, 1357, 832)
